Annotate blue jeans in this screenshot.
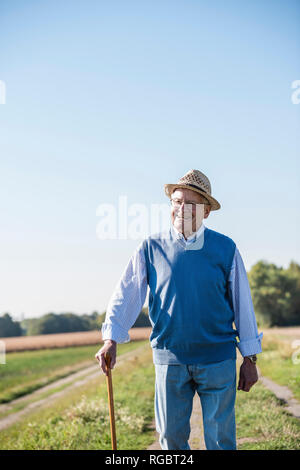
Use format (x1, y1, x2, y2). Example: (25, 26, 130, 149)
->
(154, 358, 237, 450)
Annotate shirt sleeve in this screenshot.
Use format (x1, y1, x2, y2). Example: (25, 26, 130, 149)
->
(228, 246, 263, 357)
(101, 240, 148, 343)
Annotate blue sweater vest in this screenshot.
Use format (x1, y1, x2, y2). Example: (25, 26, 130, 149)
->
(142, 225, 238, 365)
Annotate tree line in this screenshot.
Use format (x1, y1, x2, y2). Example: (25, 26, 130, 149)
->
(248, 260, 300, 327)
(0, 308, 151, 337)
(1, 259, 299, 337)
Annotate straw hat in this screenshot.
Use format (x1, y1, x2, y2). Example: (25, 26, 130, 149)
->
(164, 169, 221, 211)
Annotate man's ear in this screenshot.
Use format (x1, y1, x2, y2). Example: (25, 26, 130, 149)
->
(204, 206, 211, 218)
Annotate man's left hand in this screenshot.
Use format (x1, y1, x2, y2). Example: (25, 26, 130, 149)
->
(237, 357, 258, 392)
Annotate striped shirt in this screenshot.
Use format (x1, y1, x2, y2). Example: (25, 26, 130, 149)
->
(101, 223, 263, 357)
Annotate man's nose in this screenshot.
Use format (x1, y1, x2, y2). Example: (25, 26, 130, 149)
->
(177, 209, 191, 218)
(178, 203, 192, 213)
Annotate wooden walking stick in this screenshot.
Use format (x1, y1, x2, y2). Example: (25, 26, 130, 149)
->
(104, 352, 117, 450)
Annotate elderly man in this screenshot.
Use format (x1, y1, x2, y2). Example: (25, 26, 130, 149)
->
(95, 169, 263, 450)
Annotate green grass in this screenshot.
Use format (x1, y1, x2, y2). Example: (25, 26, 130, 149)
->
(0, 340, 147, 403)
(258, 354, 300, 402)
(236, 380, 300, 450)
(0, 343, 156, 450)
(0, 381, 80, 420)
(1, 335, 300, 450)
(257, 333, 300, 401)
(235, 331, 300, 449)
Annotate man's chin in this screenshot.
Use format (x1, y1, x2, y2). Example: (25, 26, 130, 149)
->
(174, 220, 193, 231)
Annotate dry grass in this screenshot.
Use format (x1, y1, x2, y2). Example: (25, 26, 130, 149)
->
(261, 334, 294, 359)
(262, 326, 300, 359)
(0, 328, 152, 352)
(263, 326, 300, 337)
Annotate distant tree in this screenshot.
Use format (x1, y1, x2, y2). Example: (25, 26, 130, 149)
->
(95, 308, 151, 329)
(21, 318, 37, 336)
(286, 261, 300, 325)
(0, 313, 22, 337)
(248, 259, 300, 327)
(97, 311, 106, 327)
(82, 311, 105, 330)
(29, 312, 90, 335)
(23, 311, 107, 336)
(18, 308, 151, 336)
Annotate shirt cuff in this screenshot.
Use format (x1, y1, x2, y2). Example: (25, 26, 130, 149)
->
(237, 332, 263, 357)
(101, 322, 130, 344)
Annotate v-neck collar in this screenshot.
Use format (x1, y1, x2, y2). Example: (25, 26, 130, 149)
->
(170, 223, 208, 251)
(171, 223, 205, 243)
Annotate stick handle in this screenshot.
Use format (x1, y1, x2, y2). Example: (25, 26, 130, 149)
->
(105, 352, 117, 450)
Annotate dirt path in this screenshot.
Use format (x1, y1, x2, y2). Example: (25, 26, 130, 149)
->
(257, 368, 300, 419)
(0, 361, 100, 415)
(147, 394, 206, 450)
(0, 343, 148, 431)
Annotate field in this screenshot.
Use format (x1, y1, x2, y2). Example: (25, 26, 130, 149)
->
(0, 327, 152, 352)
(0, 341, 148, 404)
(256, 327, 300, 402)
(0, 341, 156, 450)
(0, 326, 299, 450)
(234, 326, 300, 449)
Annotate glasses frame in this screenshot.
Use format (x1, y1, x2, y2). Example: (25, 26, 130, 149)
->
(170, 197, 209, 209)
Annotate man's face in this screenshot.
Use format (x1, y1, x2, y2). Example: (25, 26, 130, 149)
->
(170, 188, 211, 237)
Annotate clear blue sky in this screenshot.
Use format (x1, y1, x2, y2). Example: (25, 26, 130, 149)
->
(0, 0, 299, 319)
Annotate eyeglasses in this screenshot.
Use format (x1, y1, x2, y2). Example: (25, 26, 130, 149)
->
(170, 198, 207, 209)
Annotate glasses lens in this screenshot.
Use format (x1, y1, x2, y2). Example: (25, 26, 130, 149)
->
(171, 200, 181, 208)
(171, 199, 197, 209)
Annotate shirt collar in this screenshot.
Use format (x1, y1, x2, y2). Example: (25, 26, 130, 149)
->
(171, 222, 205, 244)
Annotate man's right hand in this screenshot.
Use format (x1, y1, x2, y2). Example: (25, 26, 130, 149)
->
(95, 339, 117, 376)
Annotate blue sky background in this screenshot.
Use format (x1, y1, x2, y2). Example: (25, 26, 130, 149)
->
(0, 0, 299, 319)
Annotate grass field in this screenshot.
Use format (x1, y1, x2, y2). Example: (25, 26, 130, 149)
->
(0, 328, 300, 450)
(0, 342, 156, 450)
(236, 380, 300, 450)
(1, 327, 151, 352)
(0, 340, 146, 403)
(235, 327, 300, 449)
(257, 328, 300, 401)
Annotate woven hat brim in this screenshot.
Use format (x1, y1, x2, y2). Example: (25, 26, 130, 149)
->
(164, 184, 221, 211)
